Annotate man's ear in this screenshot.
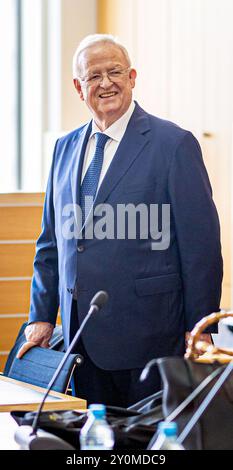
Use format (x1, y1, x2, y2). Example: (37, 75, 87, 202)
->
(73, 79, 84, 101)
(129, 68, 137, 89)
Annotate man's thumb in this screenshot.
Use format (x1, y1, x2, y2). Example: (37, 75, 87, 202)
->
(16, 341, 37, 359)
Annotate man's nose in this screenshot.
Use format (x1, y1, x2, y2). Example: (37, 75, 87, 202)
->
(99, 73, 112, 88)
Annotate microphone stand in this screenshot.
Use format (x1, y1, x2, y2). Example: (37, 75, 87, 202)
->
(31, 304, 97, 434)
(14, 291, 108, 450)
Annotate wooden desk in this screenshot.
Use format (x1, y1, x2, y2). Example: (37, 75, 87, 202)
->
(0, 375, 86, 412)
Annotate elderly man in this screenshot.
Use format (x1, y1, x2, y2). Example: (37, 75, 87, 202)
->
(18, 34, 222, 407)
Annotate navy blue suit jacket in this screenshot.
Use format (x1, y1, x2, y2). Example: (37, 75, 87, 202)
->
(29, 102, 223, 370)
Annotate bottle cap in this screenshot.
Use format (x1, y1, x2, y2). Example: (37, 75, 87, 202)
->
(88, 403, 106, 418)
(158, 421, 178, 436)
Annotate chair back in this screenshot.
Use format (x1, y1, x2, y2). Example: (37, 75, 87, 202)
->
(5, 346, 82, 393)
(3, 322, 64, 376)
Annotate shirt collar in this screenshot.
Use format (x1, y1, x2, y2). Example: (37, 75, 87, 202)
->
(90, 100, 135, 142)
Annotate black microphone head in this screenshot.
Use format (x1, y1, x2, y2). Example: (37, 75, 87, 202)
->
(90, 291, 109, 310)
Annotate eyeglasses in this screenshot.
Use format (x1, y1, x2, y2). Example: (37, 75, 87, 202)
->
(78, 67, 131, 87)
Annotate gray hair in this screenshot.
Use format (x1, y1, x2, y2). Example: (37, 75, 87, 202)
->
(72, 34, 132, 79)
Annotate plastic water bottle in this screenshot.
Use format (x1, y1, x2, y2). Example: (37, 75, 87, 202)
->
(150, 421, 184, 450)
(80, 404, 114, 450)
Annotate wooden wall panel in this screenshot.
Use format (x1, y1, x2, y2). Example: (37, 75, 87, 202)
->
(0, 244, 35, 277)
(0, 355, 7, 373)
(0, 317, 28, 351)
(0, 193, 44, 205)
(0, 281, 31, 314)
(0, 206, 43, 241)
(0, 193, 49, 370)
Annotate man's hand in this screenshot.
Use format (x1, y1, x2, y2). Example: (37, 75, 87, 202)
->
(16, 322, 54, 359)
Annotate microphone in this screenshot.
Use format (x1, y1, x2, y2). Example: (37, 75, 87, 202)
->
(14, 290, 109, 450)
(89, 290, 109, 312)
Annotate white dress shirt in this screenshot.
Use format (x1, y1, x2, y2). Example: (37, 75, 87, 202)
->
(81, 101, 135, 191)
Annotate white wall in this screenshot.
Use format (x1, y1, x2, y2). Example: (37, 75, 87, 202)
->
(60, 0, 97, 130)
(17, 0, 97, 190)
(43, 0, 97, 186)
(0, 0, 18, 192)
(105, 0, 233, 308)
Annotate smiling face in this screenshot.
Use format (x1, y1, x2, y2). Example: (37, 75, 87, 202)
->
(73, 42, 137, 131)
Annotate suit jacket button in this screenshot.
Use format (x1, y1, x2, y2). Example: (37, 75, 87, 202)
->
(67, 288, 73, 294)
(77, 245, 85, 253)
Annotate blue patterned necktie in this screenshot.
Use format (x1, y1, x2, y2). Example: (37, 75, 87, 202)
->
(80, 132, 110, 225)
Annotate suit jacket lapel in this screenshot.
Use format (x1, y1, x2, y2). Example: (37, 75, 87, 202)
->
(71, 121, 92, 207)
(70, 103, 151, 231)
(93, 103, 151, 211)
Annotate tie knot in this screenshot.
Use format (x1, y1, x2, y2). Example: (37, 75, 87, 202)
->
(95, 132, 110, 149)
